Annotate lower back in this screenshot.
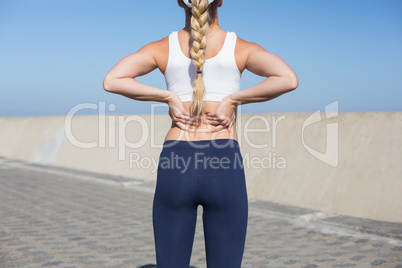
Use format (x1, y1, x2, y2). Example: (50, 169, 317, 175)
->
(164, 101, 238, 142)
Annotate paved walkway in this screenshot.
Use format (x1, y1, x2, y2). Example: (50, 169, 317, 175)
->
(0, 158, 401, 267)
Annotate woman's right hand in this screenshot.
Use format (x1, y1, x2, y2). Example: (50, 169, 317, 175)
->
(167, 93, 198, 132)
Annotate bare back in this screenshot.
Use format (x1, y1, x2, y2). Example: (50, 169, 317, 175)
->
(152, 28, 250, 142)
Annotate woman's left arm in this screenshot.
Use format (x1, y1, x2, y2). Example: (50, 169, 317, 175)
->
(103, 41, 199, 131)
(205, 40, 299, 132)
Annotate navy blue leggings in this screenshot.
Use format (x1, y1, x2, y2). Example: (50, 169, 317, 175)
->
(152, 138, 248, 268)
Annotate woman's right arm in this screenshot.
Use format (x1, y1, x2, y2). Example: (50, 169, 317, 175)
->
(225, 40, 299, 106)
(103, 40, 198, 131)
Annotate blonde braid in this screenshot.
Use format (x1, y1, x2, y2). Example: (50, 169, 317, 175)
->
(190, 0, 210, 126)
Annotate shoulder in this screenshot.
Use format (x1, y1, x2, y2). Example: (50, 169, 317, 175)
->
(134, 34, 170, 70)
(134, 34, 171, 73)
(138, 34, 170, 56)
(233, 35, 267, 72)
(235, 35, 267, 54)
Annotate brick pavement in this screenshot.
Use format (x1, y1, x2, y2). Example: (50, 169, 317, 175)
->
(0, 158, 401, 267)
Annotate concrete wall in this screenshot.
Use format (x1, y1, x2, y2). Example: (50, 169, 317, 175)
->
(0, 112, 401, 223)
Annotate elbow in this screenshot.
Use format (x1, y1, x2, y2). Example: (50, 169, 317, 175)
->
(287, 73, 299, 92)
(103, 76, 115, 93)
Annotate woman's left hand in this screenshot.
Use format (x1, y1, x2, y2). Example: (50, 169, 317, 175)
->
(204, 97, 238, 132)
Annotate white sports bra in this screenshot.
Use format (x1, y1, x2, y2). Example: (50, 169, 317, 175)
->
(164, 31, 241, 102)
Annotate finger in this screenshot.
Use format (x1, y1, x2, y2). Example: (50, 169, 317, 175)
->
(179, 113, 191, 121)
(218, 114, 227, 120)
(220, 118, 228, 125)
(208, 114, 228, 122)
(205, 120, 221, 126)
(176, 115, 193, 126)
(206, 112, 217, 118)
(182, 107, 192, 116)
(206, 116, 223, 123)
(171, 105, 189, 119)
(177, 122, 191, 132)
(177, 119, 197, 129)
(206, 113, 217, 118)
(187, 120, 199, 126)
(178, 118, 199, 126)
(186, 117, 200, 126)
(173, 116, 185, 125)
(228, 120, 234, 132)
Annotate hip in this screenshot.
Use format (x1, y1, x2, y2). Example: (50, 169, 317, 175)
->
(158, 138, 244, 173)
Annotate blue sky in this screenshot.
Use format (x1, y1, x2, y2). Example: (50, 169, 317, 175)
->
(0, 0, 401, 117)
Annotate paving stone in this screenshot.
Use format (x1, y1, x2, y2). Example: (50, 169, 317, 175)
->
(43, 261, 65, 266)
(301, 264, 319, 268)
(0, 162, 401, 267)
(350, 255, 365, 261)
(333, 263, 357, 267)
(370, 259, 386, 266)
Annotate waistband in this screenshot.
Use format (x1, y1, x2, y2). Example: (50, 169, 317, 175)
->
(162, 138, 239, 150)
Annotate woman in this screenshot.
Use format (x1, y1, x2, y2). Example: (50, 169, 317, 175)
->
(103, 0, 298, 267)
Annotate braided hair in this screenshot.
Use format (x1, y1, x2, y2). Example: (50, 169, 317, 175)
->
(183, 0, 219, 127)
